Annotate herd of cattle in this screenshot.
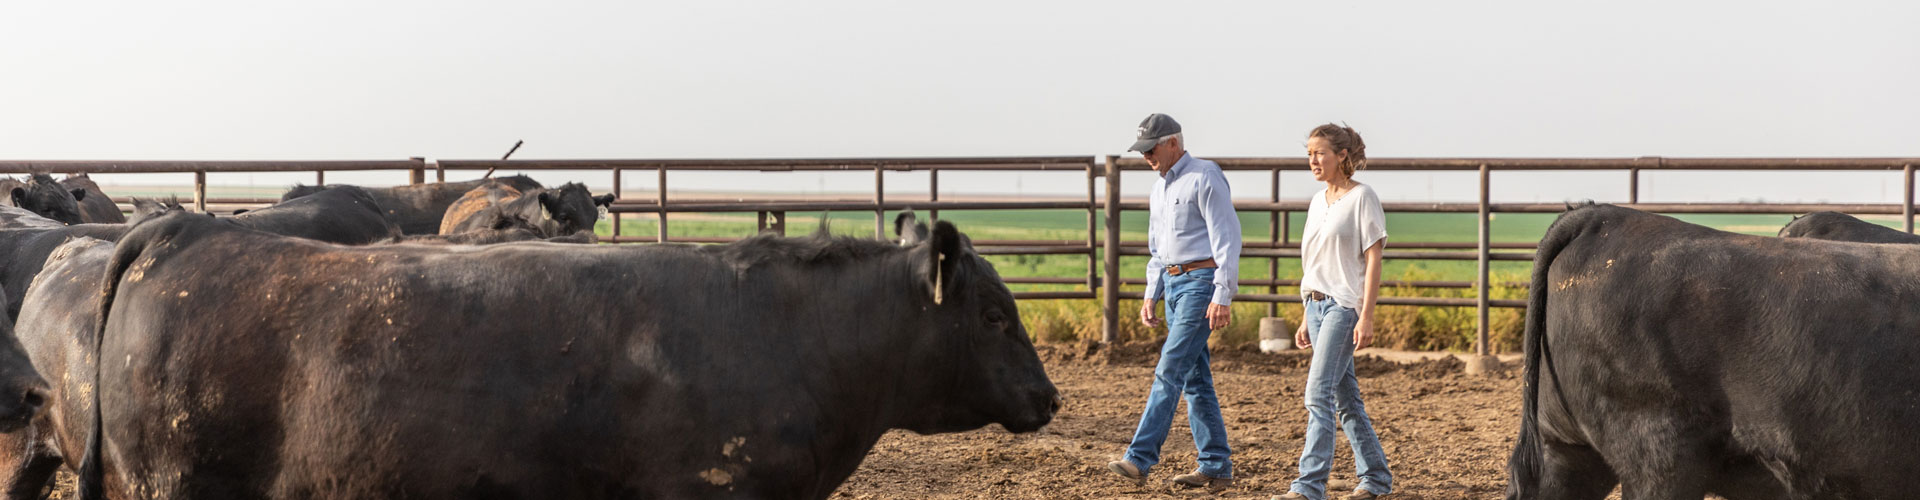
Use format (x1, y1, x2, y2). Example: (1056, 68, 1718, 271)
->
(0, 172, 1914, 499)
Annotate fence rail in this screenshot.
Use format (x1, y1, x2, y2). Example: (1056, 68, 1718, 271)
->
(7, 156, 1916, 355)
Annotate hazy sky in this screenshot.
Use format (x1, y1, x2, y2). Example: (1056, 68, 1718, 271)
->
(3, 1, 1915, 203)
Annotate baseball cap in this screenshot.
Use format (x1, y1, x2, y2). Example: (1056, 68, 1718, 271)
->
(1127, 113, 1182, 153)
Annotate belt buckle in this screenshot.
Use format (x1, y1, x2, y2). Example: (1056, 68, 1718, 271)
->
(1165, 264, 1183, 276)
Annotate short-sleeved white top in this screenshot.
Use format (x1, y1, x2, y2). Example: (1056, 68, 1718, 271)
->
(1299, 183, 1388, 310)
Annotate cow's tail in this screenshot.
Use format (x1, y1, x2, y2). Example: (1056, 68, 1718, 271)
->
(76, 212, 194, 500)
(1508, 203, 1596, 496)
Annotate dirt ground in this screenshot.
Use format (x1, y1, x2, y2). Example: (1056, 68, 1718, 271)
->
(835, 341, 1527, 500)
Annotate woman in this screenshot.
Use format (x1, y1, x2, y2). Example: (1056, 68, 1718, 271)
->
(1276, 124, 1393, 500)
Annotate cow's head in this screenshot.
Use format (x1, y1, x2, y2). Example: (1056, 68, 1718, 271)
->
(9, 174, 85, 225)
(534, 183, 611, 236)
(0, 288, 49, 432)
(895, 217, 1059, 434)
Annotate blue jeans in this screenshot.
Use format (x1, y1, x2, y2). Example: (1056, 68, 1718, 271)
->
(1123, 268, 1232, 479)
(1289, 297, 1392, 499)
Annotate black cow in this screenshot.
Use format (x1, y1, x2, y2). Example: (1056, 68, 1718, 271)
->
(46, 211, 1054, 499)
(0, 207, 61, 230)
(441, 182, 615, 238)
(229, 185, 400, 244)
(0, 175, 85, 225)
(0, 286, 50, 442)
(57, 174, 125, 224)
(1778, 211, 1920, 244)
(283, 175, 544, 235)
(0, 198, 187, 322)
(1508, 204, 1920, 499)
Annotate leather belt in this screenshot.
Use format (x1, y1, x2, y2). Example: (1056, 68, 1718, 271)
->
(1164, 258, 1217, 276)
(1306, 290, 1330, 301)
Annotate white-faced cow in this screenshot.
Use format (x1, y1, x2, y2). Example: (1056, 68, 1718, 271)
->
(44, 211, 1055, 499)
(1509, 204, 1920, 499)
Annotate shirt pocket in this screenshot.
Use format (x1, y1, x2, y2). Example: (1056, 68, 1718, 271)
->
(1169, 194, 1196, 226)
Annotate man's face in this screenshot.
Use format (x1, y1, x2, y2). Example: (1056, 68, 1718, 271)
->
(1141, 137, 1180, 173)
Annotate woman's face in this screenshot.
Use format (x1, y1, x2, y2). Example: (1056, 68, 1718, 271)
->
(1307, 136, 1348, 183)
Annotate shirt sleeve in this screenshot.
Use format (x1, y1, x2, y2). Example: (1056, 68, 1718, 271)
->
(1143, 205, 1164, 302)
(1200, 172, 1242, 306)
(1357, 188, 1388, 254)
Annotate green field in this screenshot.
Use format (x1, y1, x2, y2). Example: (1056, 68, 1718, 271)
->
(591, 209, 1851, 352)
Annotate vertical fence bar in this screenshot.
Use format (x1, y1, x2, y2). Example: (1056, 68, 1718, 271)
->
(1476, 163, 1491, 356)
(1268, 168, 1280, 318)
(193, 171, 207, 213)
(929, 169, 940, 224)
(1906, 164, 1914, 234)
(435, 161, 445, 182)
(1086, 162, 1099, 293)
(611, 169, 623, 238)
(657, 166, 668, 243)
(874, 165, 886, 240)
(315, 170, 324, 186)
(409, 157, 426, 185)
(1629, 167, 1640, 204)
(1102, 155, 1121, 343)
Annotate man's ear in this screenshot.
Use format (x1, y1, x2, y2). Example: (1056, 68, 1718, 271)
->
(69, 189, 86, 202)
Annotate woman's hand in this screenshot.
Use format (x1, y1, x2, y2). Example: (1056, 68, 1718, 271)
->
(1295, 318, 1311, 349)
(1354, 316, 1375, 350)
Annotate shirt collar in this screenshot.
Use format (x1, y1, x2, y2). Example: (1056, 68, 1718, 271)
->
(1161, 152, 1196, 179)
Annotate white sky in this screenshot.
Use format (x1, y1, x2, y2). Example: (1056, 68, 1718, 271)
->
(2, 1, 1915, 203)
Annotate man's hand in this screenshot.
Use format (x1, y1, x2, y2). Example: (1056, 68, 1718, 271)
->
(1206, 303, 1231, 330)
(1295, 318, 1311, 349)
(1139, 300, 1161, 328)
(1354, 317, 1375, 350)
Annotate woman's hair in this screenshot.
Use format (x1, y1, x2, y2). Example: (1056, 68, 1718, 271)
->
(1308, 123, 1367, 177)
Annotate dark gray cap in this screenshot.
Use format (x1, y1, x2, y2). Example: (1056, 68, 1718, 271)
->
(1127, 113, 1182, 152)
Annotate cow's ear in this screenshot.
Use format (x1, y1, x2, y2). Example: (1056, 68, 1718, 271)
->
(894, 211, 928, 246)
(70, 188, 86, 202)
(9, 188, 25, 207)
(924, 221, 963, 304)
(592, 194, 615, 207)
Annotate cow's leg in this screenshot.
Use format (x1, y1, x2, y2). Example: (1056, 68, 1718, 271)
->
(1530, 440, 1617, 500)
(1602, 417, 1714, 500)
(0, 425, 61, 500)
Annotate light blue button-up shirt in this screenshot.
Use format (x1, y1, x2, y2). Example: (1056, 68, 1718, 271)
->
(1144, 153, 1242, 306)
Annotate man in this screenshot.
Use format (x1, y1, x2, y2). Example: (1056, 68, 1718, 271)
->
(1107, 113, 1242, 493)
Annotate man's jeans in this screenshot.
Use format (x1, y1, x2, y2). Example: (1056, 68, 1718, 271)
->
(1289, 296, 1393, 499)
(1123, 268, 1232, 479)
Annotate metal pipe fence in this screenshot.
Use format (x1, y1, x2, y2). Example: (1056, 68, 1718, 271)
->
(4, 156, 1916, 355)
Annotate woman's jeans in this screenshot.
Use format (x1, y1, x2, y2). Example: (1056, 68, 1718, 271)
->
(1289, 296, 1392, 499)
(1122, 268, 1232, 479)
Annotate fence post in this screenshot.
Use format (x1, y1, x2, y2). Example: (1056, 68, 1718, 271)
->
(1087, 161, 1099, 293)
(612, 169, 623, 239)
(929, 168, 940, 224)
(657, 166, 668, 243)
(1476, 163, 1491, 356)
(409, 157, 426, 185)
(874, 165, 886, 240)
(315, 170, 324, 186)
(193, 171, 207, 213)
(1102, 155, 1121, 343)
(1268, 167, 1280, 318)
(1629, 167, 1640, 204)
(435, 160, 445, 182)
(1906, 164, 1914, 234)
